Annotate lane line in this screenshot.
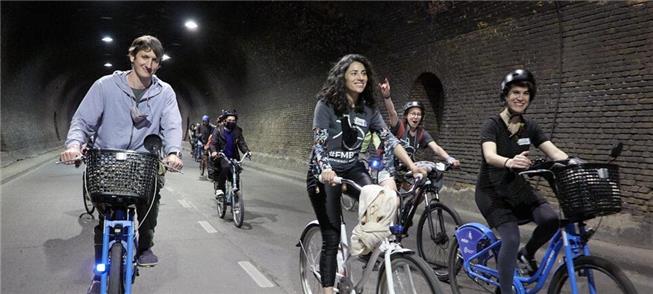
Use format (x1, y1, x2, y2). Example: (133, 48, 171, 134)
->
(177, 199, 191, 209)
(198, 221, 217, 233)
(238, 261, 276, 288)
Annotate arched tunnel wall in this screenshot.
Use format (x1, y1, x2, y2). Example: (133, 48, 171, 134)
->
(2, 2, 651, 226)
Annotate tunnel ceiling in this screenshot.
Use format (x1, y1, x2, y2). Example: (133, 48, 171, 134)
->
(1, 1, 398, 109)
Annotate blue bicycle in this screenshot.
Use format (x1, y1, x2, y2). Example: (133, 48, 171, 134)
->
(70, 135, 171, 294)
(448, 145, 637, 294)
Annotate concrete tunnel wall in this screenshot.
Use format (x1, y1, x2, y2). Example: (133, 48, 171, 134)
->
(2, 2, 652, 246)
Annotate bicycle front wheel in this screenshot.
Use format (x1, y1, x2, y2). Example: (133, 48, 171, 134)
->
(299, 224, 323, 294)
(108, 242, 124, 294)
(416, 201, 462, 281)
(376, 253, 444, 294)
(82, 172, 95, 214)
(548, 255, 638, 294)
(232, 190, 244, 228)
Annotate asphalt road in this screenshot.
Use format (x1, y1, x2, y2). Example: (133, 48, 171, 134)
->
(1, 157, 650, 293)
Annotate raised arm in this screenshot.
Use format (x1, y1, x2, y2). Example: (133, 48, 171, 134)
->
(379, 78, 399, 128)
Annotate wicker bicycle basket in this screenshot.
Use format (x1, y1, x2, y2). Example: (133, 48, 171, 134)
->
(553, 163, 621, 221)
(85, 149, 159, 206)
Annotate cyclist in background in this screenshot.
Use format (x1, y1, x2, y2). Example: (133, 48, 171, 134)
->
(196, 115, 214, 176)
(209, 110, 251, 199)
(188, 122, 198, 157)
(59, 35, 183, 294)
(477, 69, 568, 294)
(380, 78, 460, 190)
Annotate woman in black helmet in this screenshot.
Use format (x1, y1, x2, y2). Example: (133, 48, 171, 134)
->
(380, 78, 460, 190)
(477, 69, 569, 293)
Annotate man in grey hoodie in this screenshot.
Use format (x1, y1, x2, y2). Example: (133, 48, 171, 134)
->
(60, 35, 183, 294)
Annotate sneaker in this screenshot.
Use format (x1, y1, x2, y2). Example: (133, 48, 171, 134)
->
(215, 189, 224, 200)
(87, 278, 101, 294)
(517, 248, 538, 276)
(137, 249, 159, 267)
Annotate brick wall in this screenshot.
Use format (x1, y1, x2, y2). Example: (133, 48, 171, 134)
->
(231, 1, 652, 221)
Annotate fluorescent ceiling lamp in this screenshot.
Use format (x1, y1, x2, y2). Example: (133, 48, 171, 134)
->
(104, 63, 112, 68)
(101, 36, 113, 43)
(162, 54, 171, 61)
(184, 20, 198, 31)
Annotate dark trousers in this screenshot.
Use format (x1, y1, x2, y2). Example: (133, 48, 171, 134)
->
(214, 157, 232, 192)
(306, 162, 371, 287)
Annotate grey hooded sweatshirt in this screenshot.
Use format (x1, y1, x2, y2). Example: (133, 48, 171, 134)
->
(65, 70, 182, 154)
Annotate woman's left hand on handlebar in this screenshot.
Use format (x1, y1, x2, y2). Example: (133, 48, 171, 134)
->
(410, 165, 428, 178)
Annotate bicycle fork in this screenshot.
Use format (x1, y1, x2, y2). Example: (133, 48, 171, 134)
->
(99, 210, 136, 294)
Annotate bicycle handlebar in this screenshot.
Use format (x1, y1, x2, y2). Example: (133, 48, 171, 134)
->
(319, 173, 423, 195)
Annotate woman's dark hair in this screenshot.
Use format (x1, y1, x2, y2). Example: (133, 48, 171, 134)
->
(316, 54, 377, 115)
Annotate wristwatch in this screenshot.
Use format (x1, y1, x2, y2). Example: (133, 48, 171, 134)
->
(168, 151, 182, 159)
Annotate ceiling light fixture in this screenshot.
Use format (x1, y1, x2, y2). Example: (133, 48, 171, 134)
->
(104, 63, 112, 68)
(162, 54, 171, 61)
(102, 36, 113, 43)
(184, 20, 198, 31)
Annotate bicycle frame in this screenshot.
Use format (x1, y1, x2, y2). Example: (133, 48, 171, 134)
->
(460, 220, 591, 294)
(98, 207, 138, 294)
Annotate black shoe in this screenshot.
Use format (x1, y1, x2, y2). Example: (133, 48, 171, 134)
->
(517, 248, 538, 276)
(137, 249, 159, 267)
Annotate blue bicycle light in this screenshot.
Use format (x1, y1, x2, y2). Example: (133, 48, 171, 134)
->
(368, 156, 384, 171)
(95, 263, 106, 273)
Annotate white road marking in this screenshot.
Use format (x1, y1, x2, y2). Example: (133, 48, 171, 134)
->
(177, 199, 191, 208)
(238, 261, 275, 288)
(198, 221, 217, 233)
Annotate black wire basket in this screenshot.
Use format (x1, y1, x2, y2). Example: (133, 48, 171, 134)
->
(85, 149, 158, 206)
(553, 163, 622, 221)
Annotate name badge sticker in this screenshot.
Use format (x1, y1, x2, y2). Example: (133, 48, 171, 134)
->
(354, 117, 367, 127)
(517, 138, 531, 146)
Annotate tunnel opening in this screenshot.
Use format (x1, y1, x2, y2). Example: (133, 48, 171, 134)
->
(408, 72, 445, 138)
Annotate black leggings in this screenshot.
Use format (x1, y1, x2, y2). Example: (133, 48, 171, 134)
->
(496, 203, 558, 293)
(306, 162, 372, 287)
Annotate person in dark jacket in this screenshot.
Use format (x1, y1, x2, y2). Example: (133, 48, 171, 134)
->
(209, 109, 251, 198)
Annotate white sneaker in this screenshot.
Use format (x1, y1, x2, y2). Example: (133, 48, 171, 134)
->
(215, 189, 224, 199)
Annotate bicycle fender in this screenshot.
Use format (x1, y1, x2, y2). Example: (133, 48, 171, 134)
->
(296, 220, 320, 247)
(455, 222, 498, 262)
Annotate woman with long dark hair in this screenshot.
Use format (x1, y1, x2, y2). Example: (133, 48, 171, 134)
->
(307, 54, 424, 294)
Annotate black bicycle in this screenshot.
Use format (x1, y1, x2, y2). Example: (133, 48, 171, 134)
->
(215, 152, 250, 228)
(394, 161, 463, 281)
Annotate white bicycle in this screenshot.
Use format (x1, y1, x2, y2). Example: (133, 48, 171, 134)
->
(298, 177, 444, 294)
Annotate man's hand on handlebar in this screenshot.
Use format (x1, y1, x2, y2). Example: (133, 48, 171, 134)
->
(409, 165, 428, 179)
(163, 153, 183, 171)
(60, 145, 82, 165)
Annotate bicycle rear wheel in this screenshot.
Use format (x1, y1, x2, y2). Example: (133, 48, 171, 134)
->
(299, 224, 323, 294)
(376, 253, 444, 294)
(108, 242, 124, 294)
(448, 237, 498, 294)
(232, 190, 244, 228)
(548, 255, 637, 294)
(416, 201, 462, 281)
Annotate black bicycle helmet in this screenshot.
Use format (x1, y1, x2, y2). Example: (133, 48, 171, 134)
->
(402, 101, 425, 117)
(500, 69, 536, 102)
(223, 109, 238, 120)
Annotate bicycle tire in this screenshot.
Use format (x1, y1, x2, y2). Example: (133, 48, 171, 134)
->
(548, 255, 638, 294)
(416, 201, 462, 281)
(108, 242, 124, 294)
(376, 253, 445, 294)
(216, 181, 227, 218)
(82, 172, 95, 214)
(232, 190, 244, 228)
(299, 224, 323, 294)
